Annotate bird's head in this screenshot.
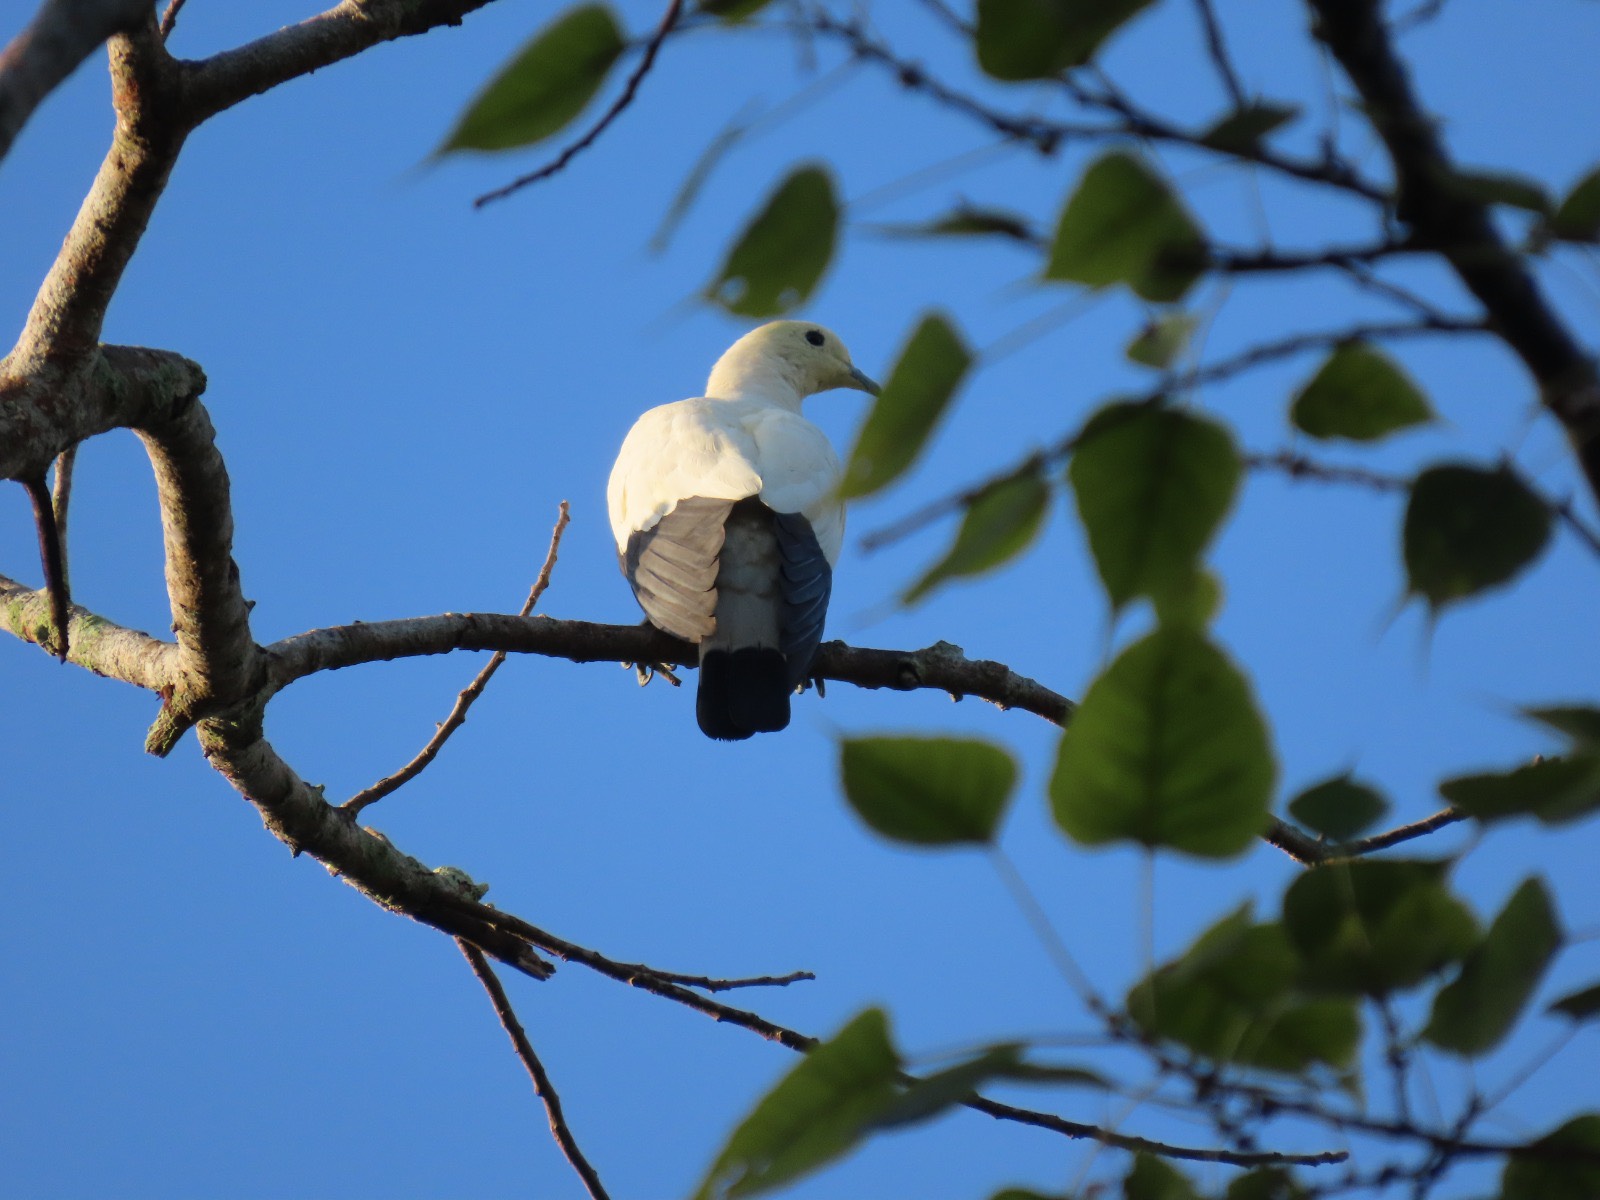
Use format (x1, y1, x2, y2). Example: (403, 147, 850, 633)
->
(707, 321, 880, 406)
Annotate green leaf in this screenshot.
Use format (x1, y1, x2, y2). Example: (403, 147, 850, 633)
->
(869, 207, 1039, 244)
(975, 0, 1156, 80)
(1524, 705, 1600, 751)
(1403, 463, 1553, 613)
(1551, 167, 1600, 241)
(1125, 1154, 1202, 1200)
(839, 314, 972, 498)
(438, 6, 624, 154)
(1550, 982, 1600, 1022)
(707, 166, 839, 318)
(1051, 625, 1274, 857)
(1126, 314, 1198, 369)
(1046, 153, 1207, 302)
(1283, 860, 1478, 995)
(1128, 907, 1361, 1073)
(870, 1046, 1020, 1131)
(1068, 402, 1240, 614)
(903, 470, 1051, 603)
(697, 0, 774, 20)
(1500, 1115, 1600, 1200)
(1440, 755, 1600, 826)
(1425, 878, 1561, 1056)
(1287, 775, 1390, 842)
(1290, 343, 1434, 442)
(1199, 103, 1301, 154)
(1150, 568, 1222, 629)
(691, 1009, 900, 1200)
(840, 736, 1016, 846)
(1447, 168, 1552, 214)
(1226, 1168, 1307, 1200)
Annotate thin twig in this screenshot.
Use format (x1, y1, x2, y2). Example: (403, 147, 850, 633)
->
(440, 896, 1342, 1167)
(158, 0, 186, 40)
(1338, 808, 1466, 857)
(457, 940, 612, 1200)
(646, 968, 816, 992)
(1192, 0, 1246, 108)
(475, 0, 684, 207)
(1244, 450, 1409, 494)
(342, 501, 571, 815)
(49, 445, 76, 592)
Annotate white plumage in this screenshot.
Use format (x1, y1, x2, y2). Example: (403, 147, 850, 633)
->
(607, 321, 878, 740)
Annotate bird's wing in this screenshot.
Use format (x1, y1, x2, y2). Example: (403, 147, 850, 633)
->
(609, 399, 764, 641)
(772, 511, 832, 688)
(607, 400, 763, 550)
(622, 496, 730, 642)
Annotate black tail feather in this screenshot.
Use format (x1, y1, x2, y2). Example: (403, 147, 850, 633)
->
(697, 648, 790, 740)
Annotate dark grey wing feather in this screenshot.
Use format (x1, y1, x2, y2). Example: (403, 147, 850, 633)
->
(772, 511, 833, 690)
(622, 497, 732, 642)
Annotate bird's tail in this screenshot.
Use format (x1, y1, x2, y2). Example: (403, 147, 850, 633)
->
(697, 647, 789, 740)
(697, 500, 790, 740)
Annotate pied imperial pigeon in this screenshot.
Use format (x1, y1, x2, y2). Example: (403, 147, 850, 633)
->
(607, 321, 879, 740)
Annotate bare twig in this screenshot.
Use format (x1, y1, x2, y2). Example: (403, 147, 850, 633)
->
(1243, 450, 1408, 494)
(439, 895, 1342, 1169)
(1338, 808, 1466, 857)
(796, 11, 1388, 200)
(157, 0, 186, 41)
(1192, 0, 1246, 108)
(342, 501, 571, 816)
(475, 0, 685, 207)
(49, 445, 76, 585)
(457, 940, 611, 1200)
(647, 968, 816, 992)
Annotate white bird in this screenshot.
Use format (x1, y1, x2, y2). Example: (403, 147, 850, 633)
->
(607, 321, 879, 740)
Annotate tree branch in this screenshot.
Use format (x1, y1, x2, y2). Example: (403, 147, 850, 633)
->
(475, 0, 685, 207)
(0, 572, 175, 688)
(267, 619, 1076, 727)
(1307, 0, 1600, 507)
(342, 501, 571, 816)
(135, 396, 259, 730)
(180, 0, 506, 122)
(457, 940, 611, 1200)
(0, 0, 151, 166)
(436, 894, 1342, 1169)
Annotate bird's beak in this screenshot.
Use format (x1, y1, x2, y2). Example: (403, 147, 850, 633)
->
(848, 366, 881, 396)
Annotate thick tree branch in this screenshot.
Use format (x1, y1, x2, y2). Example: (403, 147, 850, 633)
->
(194, 708, 555, 979)
(12, 18, 184, 367)
(1308, 0, 1600, 507)
(0, 572, 175, 687)
(135, 396, 258, 725)
(180, 0, 504, 122)
(267, 618, 1077, 726)
(0, 0, 151, 166)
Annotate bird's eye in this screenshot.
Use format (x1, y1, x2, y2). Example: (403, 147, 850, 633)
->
(805, 329, 825, 346)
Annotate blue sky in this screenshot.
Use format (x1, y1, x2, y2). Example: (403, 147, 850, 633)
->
(4, 1, 1599, 1196)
